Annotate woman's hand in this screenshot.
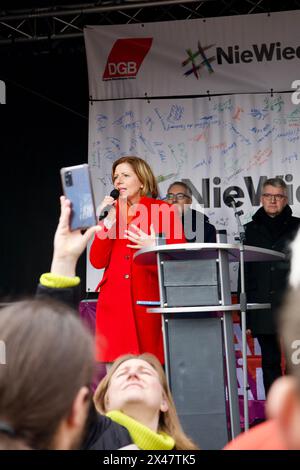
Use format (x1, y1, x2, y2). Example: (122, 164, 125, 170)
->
(124, 224, 156, 250)
(98, 195, 117, 225)
(51, 196, 102, 276)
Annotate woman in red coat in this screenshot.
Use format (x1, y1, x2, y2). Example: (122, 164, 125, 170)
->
(90, 156, 185, 364)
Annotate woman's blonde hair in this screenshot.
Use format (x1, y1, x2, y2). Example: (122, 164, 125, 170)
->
(94, 353, 198, 450)
(112, 156, 158, 199)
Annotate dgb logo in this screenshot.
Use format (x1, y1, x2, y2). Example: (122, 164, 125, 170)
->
(103, 38, 152, 81)
(107, 62, 137, 76)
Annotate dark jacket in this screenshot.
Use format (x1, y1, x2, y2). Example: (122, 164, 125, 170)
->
(36, 283, 133, 450)
(243, 205, 300, 335)
(36, 283, 81, 308)
(182, 208, 216, 243)
(81, 405, 133, 450)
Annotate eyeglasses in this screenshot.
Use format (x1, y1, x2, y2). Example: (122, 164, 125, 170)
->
(262, 193, 287, 201)
(166, 192, 190, 201)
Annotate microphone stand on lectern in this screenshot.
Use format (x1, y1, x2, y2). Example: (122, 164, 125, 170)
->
(226, 196, 249, 432)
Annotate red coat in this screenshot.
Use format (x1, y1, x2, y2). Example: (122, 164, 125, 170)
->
(90, 197, 185, 363)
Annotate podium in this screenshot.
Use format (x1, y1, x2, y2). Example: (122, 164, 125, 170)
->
(134, 233, 285, 449)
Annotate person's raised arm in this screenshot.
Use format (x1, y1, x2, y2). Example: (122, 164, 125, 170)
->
(37, 196, 101, 306)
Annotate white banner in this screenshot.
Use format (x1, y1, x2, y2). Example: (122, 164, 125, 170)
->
(84, 10, 300, 99)
(87, 93, 300, 291)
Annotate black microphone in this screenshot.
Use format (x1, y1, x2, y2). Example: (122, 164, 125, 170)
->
(224, 195, 245, 241)
(224, 195, 236, 207)
(99, 189, 120, 220)
(224, 195, 243, 215)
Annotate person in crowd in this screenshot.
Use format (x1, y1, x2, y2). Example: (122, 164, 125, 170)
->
(0, 298, 94, 450)
(94, 353, 199, 450)
(89, 156, 185, 365)
(165, 181, 216, 243)
(241, 177, 300, 397)
(225, 227, 300, 450)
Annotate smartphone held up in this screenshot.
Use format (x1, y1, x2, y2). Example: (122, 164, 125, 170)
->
(60, 164, 97, 231)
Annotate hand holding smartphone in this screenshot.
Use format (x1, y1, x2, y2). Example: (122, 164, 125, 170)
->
(60, 164, 97, 231)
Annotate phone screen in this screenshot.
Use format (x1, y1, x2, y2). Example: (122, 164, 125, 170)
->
(60, 164, 97, 230)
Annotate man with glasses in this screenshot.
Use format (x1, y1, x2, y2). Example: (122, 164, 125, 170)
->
(242, 177, 300, 397)
(165, 181, 216, 243)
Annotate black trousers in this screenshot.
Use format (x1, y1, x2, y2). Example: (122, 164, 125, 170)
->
(256, 334, 282, 397)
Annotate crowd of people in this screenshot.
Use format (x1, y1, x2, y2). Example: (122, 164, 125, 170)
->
(1, 155, 300, 450)
(0, 190, 197, 450)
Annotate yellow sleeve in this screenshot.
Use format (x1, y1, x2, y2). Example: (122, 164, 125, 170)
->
(39, 273, 80, 289)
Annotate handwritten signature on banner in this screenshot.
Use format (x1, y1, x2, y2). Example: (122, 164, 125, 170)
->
(281, 152, 299, 164)
(193, 156, 212, 169)
(249, 96, 285, 120)
(275, 128, 300, 143)
(166, 104, 184, 123)
(271, 108, 300, 126)
(263, 95, 284, 112)
(154, 107, 221, 131)
(213, 98, 233, 112)
(113, 111, 141, 130)
(223, 156, 240, 173)
(246, 148, 273, 171)
(214, 216, 230, 227)
(230, 124, 251, 145)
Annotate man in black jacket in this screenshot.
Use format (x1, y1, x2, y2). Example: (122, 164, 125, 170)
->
(166, 181, 216, 243)
(243, 177, 300, 397)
